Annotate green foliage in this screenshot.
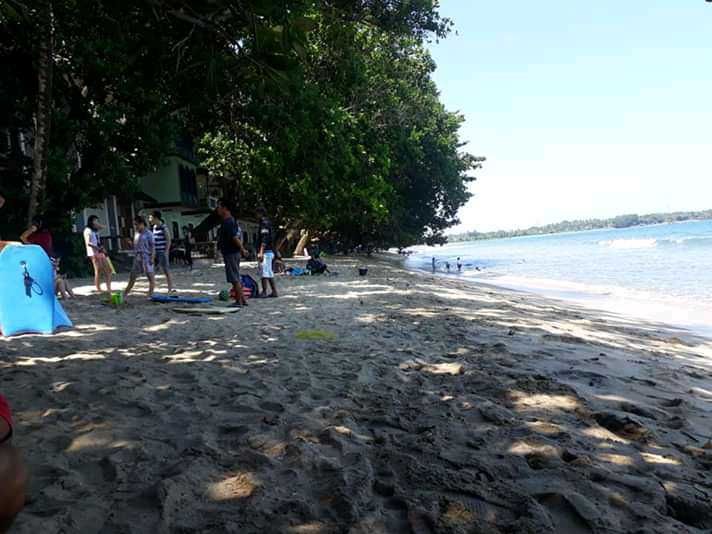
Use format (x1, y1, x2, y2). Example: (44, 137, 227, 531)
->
(450, 209, 712, 242)
(199, 8, 480, 249)
(1, 0, 477, 250)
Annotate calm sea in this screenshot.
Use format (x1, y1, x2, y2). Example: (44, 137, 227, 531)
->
(405, 219, 712, 338)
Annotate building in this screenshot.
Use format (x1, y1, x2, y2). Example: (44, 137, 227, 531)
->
(73, 138, 258, 256)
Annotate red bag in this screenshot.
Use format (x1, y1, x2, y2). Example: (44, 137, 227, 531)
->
(0, 394, 13, 442)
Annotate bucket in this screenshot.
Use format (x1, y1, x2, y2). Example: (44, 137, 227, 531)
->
(110, 291, 124, 307)
(358, 268, 368, 276)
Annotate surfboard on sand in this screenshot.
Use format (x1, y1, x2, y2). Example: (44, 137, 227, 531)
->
(172, 307, 239, 315)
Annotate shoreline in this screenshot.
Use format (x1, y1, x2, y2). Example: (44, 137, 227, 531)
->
(3, 257, 712, 533)
(397, 254, 712, 342)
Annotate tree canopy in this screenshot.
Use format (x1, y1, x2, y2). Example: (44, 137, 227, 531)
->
(0, 0, 480, 249)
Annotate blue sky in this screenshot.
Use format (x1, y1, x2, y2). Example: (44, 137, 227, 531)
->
(428, 1, 712, 232)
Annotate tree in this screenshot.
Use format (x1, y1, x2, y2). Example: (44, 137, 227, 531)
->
(199, 6, 480, 249)
(2, 0, 476, 250)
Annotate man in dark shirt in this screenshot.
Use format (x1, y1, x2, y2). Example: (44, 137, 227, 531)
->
(256, 207, 278, 298)
(217, 199, 249, 306)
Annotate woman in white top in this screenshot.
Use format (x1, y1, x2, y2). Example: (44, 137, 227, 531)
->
(83, 215, 112, 294)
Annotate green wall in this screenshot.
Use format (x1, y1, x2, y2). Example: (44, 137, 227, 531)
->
(141, 157, 181, 203)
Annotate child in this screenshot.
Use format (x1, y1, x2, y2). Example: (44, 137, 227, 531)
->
(124, 216, 155, 298)
(53, 258, 75, 299)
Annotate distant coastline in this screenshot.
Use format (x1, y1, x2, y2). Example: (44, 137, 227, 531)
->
(450, 209, 712, 242)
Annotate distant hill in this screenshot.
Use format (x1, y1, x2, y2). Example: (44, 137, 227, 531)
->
(449, 209, 712, 242)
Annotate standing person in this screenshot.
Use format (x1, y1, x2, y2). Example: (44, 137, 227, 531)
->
(216, 199, 249, 307)
(256, 206, 279, 298)
(84, 215, 112, 294)
(20, 216, 54, 258)
(445, 261, 450, 272)
(0, 394, 27, 533)
(457, 257, 462, 273)
(182, 225, 194, 270)
(432, 256, 436, 273)
(124, 216, 156, 298)
(149, 211, 174, 293)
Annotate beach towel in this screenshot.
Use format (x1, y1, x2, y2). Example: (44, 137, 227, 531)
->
(151, 295, 212, 304)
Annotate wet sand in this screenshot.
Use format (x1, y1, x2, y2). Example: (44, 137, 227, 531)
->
(1, 257, 711, 533)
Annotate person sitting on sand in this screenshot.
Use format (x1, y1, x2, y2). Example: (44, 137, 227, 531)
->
(124, 216, 156, 298)
(53, 258, 75, 299)
(84, 215, 113, 295)
(20, 217, 74, 298)
(216, 199, 249, 307)
(273, 251, 286, 275)
(0, 394, 27, 533)
(20, 216, 54, 258)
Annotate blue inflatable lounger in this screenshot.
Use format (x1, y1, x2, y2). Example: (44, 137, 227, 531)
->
(0, 243, 73, 336)
(151, 294, 212, 304)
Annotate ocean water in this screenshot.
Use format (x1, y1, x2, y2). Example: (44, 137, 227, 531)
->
(405, 219, 712, 338)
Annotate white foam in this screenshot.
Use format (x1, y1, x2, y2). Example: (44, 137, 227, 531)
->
(475, 275, 712, 339)
(598, 238, 657, 249)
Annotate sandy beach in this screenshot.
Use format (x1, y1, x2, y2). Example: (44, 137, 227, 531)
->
(2, 256, 712, 533)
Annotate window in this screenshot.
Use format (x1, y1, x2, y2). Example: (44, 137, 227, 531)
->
(179, 165, 198, 206)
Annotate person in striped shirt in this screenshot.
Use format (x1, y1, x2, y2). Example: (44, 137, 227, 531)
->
(149, 211, 175, 293)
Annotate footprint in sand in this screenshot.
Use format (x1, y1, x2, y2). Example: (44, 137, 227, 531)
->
(260, 401, 285, 413)
(537, 494, 593, 534)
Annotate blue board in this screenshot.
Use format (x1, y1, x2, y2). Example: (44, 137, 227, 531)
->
(151, 294, 212, 304)
(0, 244, 72, 336)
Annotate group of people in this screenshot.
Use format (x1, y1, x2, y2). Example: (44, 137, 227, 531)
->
(0, 199, 280, 531)
(216, 199, 278, 306)
(101, 200, 278, 306)
(432, 256, 463, 273)
(83, 210, 175, 298)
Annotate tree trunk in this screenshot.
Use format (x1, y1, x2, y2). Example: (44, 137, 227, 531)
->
(28, 2, 54, 224)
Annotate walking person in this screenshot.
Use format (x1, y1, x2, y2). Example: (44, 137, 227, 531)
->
(124, 216, 156, 298)
(83, 215, 113, 295)
(256, 206, 278, 298)
(216, 199, 249, 307)
(149, 211, 175, 293)
(182, 225, 195, 270)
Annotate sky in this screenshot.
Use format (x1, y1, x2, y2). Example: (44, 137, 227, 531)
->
(428, 1, 712, 233)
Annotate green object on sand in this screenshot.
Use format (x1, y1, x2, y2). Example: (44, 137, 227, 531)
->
(219, 290, 230, 301)
(295, 329, 336, 341)
(110, 291, 124, 307)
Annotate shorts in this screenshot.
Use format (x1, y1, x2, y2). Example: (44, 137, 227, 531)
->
(131, 255, 154, 276)
(155, 250, 170, 273)
(260, 251, 274, 279)
(224, 253, 241, 283)
(91, 252, 110, 273)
